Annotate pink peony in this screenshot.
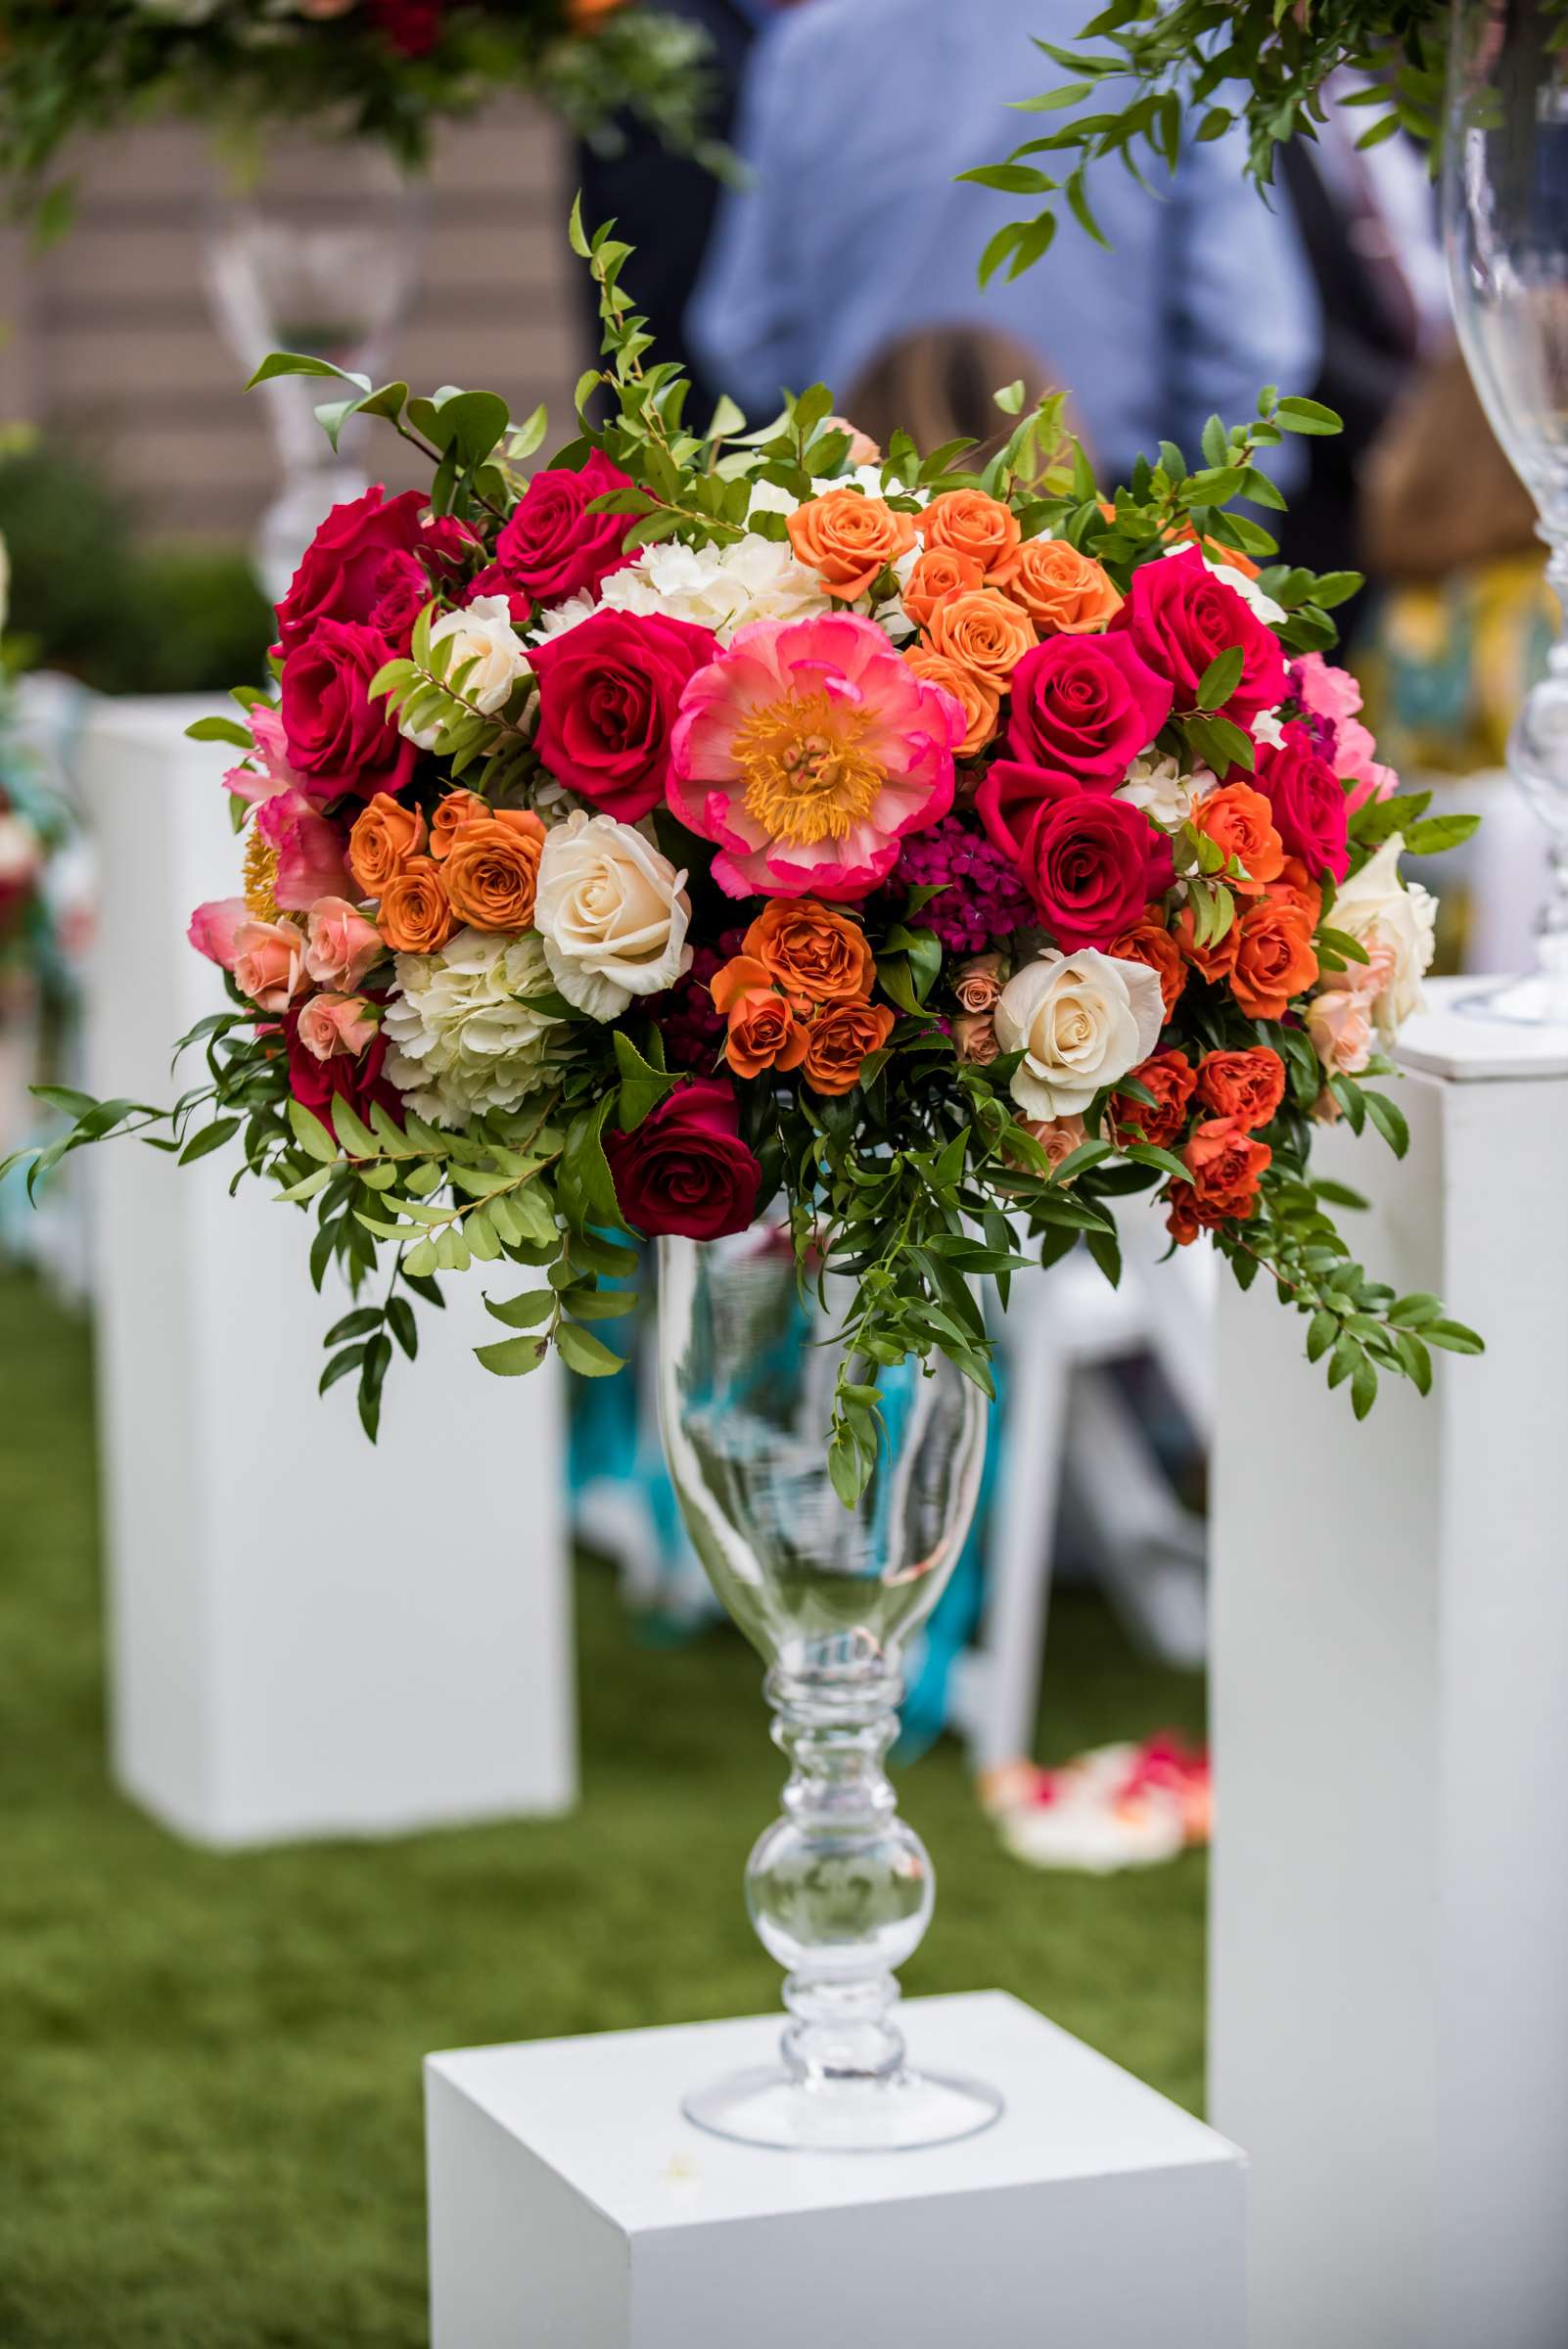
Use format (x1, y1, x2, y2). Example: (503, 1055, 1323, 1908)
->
(669, 612, 962, 901)
(297, 992, 381, 1061)
(223, 705, 297, 808)
(1334, 715, 1399, 811)
(233, 916, 307, 1011)
(303, 897, 384, 992)
(254, 788, 354, 911)
(188, 897, 250, 971)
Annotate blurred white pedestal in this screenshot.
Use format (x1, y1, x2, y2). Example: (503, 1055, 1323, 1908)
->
(425, 1991, 1246, 2349)
(1210, 979, 1568, 2349)
(77, 695, 576, 1844)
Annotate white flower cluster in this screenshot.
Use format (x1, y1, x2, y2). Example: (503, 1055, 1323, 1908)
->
(383, 929, 561, 1128)
(533, 533, 831, 648)
(1115, 751, 1211, 832)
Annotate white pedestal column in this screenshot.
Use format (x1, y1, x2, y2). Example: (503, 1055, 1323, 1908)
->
(1210, 980, 1568, 2349)
(425, 1992, 1247, 2349)
(76, 695, 576, 1845)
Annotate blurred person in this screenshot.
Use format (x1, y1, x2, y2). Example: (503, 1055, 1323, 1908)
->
(686, 0, 1319, 490)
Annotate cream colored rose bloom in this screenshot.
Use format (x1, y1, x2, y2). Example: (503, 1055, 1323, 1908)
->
(400, 596, 530, 746)
(383, 928, 560, 1127)
(994, 948, 1165, 1120)
(1327, 834, 1437, 1040)
(534, 809, 692, 1021)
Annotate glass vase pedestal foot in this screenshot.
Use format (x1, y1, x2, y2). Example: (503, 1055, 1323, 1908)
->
(684, 2056, 1004, 2153)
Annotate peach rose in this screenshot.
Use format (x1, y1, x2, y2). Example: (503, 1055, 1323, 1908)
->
(441, 808, 547, 932)
(348, 796, 428, 897)
(431, 790, 491, 860)
(952, 951, 1005, 1013)
(802, 999, 897, 1094)
(923, 488, 1022, 576)
(785, 489, 918, 601)
(711, 954, 809, 1079)
(952, 1011, 998, 1065)
(378, 863, 456, 956)
(303, 896, 384, 991)
(992, 537, 1124, 633)
(1111, 916, 1187, 1018)
(741, 898, 875, 1007)
(1228, 898, 1319, 1021)
(1022, 1113, 1086, 1174)
(924, 587, 1037, 684)
(902, 547, 986, 630)
(1308, 987, 1374, 1076)
(297, 991, 381, 1061)
(902, 646, 1000, 757)
(827, 417, 882, 467)
(233, 915, 306, 1011)
(1192, 782, 1285, 893)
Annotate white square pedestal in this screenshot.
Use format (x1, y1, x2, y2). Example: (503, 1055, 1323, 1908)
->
(425, 1992, 1246, 2348)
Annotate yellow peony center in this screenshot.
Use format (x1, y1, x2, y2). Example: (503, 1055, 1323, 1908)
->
(733, 689, 885, 848)
(244, 829, 280, 923)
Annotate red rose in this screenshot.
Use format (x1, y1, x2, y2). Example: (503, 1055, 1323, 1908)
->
(1196, 1046, 1286, 1129)
(368, 549, 435, 645)
(530, 610, 717, 822)
(1002, 632, 1173, 787)
(462, 563, 532, 628)
(369, 0, 442, 57)
(490, 448, 636, 606)
(1252, 723, 1350, 883)
(606, 1078, 762, 1242)
(1112, 545, 1286, 726)
(274, 486, 429, 654)
(1111, 1050, 1198, 1149)
(976, 761, 1174, 948)
(280, 619, 418, 806)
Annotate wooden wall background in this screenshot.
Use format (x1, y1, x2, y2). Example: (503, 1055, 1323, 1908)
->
(0, 106, 587, 541)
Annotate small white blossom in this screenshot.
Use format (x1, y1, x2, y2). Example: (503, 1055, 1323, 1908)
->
(1116, 752, 1211, 832)
(382, 929, 561, 1128)
(1252, 707, 1288, 750)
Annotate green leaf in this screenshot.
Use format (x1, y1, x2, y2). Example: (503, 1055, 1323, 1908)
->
(319, 1345, 365, 1396)
(556, 1322, 625, 1377)
(184, 715, 254, 749)
(612, 1030, 679, 1132)
(1195, 645, 1244, 710)
(177, 1117, 241, 1165)
(1275, 396, 1343, 435)
(474, 1334, 550, 1375)
(1351, 1355, 1379, 1420)
(483, 1288, 555, 1329)
(1424, 1318, 1485, 1356)
(288, 1100, 338, 1165)
(1362, 1089, 1409, 1158)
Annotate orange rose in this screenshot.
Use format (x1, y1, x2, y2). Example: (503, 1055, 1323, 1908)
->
(431, 790, 490, 860)
(1174, 901, 1240, 989)
(1111, 916, 1187, 1018)
(1183, 1113, 1272, 1220)
(741, 899, 875, 1008)
(1228, 898, 1318, 1020)
(1196, 1046, 1287, 1129)
(785, 489, 918, 600)
(348, 797, 428, 897)
(1266, 855, 1323, 929)
(992, 538, 1124, 634)
(1166, 1183, 1203, 1246)
(1192, 782, 1285, 893)
(711, 954, 808, 1079)
(902, 646, 1000, 757)
(378, 863, 456, 956)
(440, 808, 547, 931)
(923, 488, 1022, 576)
(802, 999, 897, 1095)
(902, 546, 986, 629)
(924, 587, 1036, 684)
(1109, 1049, 1197, 1149)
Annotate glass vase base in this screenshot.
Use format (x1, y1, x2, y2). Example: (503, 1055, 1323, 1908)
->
(682, 2063, 1004, 2152)
(1453, 966, 1568, 1028)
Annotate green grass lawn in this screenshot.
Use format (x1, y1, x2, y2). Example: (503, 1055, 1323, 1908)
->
(0, 1268, 1206, 2348)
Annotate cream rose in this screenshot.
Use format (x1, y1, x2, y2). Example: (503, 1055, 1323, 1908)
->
(533, 809, 692, 1021)
(1327, 835, 1436, 1040)
(994, 948, 1165, 1120)
(401, 595, 530, 746)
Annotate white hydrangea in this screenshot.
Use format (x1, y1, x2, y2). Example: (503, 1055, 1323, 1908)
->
(382, 929, 561, 1128)
(605, 535, 831, 641)
(1116, 751, 1211, 831)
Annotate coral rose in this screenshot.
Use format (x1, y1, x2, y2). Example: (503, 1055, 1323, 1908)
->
(801, 999, 896, 1094)
(379, 864, 457, 956)
(1308, 987, 1375, 1077)
(902, 547, 986, 630)
(1192, 781, 1285, 893)
(992, 538, 1124, 634)
(189, 897, 249, 972)
(903, 647, 999, 757)
(952, 1012, 998, 1065)
(1112, 543, 1287, 726)
(348, 796, 428, 897)
(304, 896, 384, 991)
(1110, 1049, 1198, 1149)
(1003, 633, 1173, 787)
(431, 790, 489, 859)
(742, 898, 875, 1007)
(1184, 1114, 1272, 1221)
(710, 954, 809, 1079)
(1021, 1113, 1086, 1173)
(925, 587, 1037, 686)
(233, 916, 307, 1011)
(951, 951, 1005, 1014)
(1228, 898, 1319, 1020)
(440, 808, 547, 932)
(1110, 914, 1186, 1017)
(922, 488, 1022, 576)
(297, 991, 381, 1062)
(605, 1077, 761, 1241)
(1267, 854, 1323, 929)
(786, 489, 919, 601)
(1196, 1047, 1287, 1128)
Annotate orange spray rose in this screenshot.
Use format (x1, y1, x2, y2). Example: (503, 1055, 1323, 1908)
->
(440, 808, 547, 931)
(348, 797, 428, 897)
(378, 864, 456, 956)
(741, 899, 875, 1007)
(924, 587, 1036, 684)
(922, 488, 1022, 576)
(802, 1000, 897, 1095)
(785, 490, 918, 600)
(902, 647, 1000, 757)
(992, 538, 1124, 633)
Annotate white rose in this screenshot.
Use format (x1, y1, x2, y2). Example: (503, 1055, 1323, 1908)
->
(534, 809, 692, 1021)
(1328, 834, 1437, 1039)
(994, 948, 1165, 1121)
(382, 929, 560, 1128)
(1117, 751, 1210, 832)
(400, 596, 530, 746)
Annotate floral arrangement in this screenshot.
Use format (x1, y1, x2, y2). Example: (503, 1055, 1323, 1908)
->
(0, 0, 711, 231)
(9, 214, 1482, 1492)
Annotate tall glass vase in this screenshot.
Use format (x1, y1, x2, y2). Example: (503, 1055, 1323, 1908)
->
(656, 1222, 996, 2151)
(1445, 0, 1568, 1020)
(203, 141, 429, 609)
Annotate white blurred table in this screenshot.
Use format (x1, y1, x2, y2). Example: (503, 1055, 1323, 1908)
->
(76, 695, 576, 1844)
(1210, 978, 1568, 2348)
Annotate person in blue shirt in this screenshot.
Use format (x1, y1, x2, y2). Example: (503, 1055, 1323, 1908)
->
(687, 0, 1321, 491)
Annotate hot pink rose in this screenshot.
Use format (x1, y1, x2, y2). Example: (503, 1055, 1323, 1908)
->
(188, 897, 249, 971)
(233, 916, 307, 1011)
(1113, 545, 1286, 726)
(530, 609, 717, 823)
(461, 563, 532, 627)
(489, 448, 636, 606)
(254, 788, 354, 910)
(367, 548, 435, 645)
(605, 1077, 762, 1241)
(977, 762, 1174, 949)
(303, 897, 384, 991)
(1002, 633, 1173, 787)
(274, 486, 428, 654)
(280, 619, 418, 805)
(1253, 723, 1351, 883)
(297, 991, 382, 1061)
